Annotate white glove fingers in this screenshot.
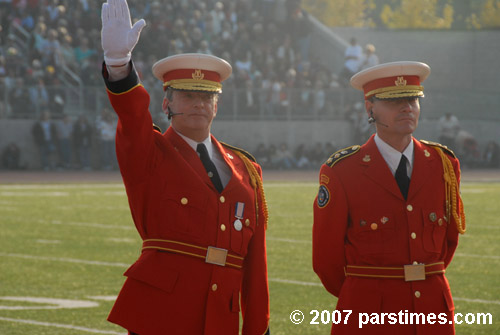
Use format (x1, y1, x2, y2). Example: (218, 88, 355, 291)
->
(101, 3, 109, 22)
(108, 0, 117, 19)
(120, 0, 132, 25)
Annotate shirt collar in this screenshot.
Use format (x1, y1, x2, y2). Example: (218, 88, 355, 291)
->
(173, 128, 213, 158)
(374, 134, 414, 176)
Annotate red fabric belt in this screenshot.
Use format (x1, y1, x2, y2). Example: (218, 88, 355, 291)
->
(345, 262, 445, 281)
(142, 239, 244, 269)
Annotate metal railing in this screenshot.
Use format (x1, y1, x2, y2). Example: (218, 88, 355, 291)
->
(1, 85, 362, 121)
(9, 22, 84, 112)
(2, 84, 499, 122)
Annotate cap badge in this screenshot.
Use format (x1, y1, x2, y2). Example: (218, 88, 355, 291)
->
(395, 76, 407, 86)
(192, 69, 205, 80)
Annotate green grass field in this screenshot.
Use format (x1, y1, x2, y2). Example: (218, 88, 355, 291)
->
(0, 179, 498, 334)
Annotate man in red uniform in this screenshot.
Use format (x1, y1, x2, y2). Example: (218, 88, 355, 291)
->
(101, 1, 270, 334)
(313, 61, 465, 334)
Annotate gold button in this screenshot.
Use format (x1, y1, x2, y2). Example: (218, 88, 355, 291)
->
(212, 284, 218, 291)
(245, 219, 250, 226)
(413, 261, 418, 265)
(415, 291, 421, 298)
(438, 218, 443, 226)
(220, 224, 226, 231)
(411, 232, 417, 239)
(181, 197, 188, 205)
(219, 196, 225, 203)
(370, 223, 378, 230)
(407, 204, 413, 212)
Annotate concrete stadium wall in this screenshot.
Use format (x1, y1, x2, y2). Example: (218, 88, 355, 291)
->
(0, 119, 351, 170)
(1, 118, 498, 170)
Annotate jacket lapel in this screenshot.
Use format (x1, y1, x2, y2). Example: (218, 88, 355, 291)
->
(407, 139, 434, 200)
(212, 136, 239, 192)
(164, 127, 216, 191)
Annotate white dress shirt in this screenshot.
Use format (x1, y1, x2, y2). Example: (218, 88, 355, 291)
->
(374, 134, 414, 178)
(175, 130, 232, 188)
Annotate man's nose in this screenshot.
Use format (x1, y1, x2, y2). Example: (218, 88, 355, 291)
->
(400, 99, 413, 111)
(192, 95, 205, 106)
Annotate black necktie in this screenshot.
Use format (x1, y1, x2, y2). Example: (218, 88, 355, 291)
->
(395, 154, 410, 200)
(196, 143, 223, 193)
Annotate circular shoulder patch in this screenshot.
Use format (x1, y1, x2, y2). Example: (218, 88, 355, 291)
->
(317, 185, 330, 208)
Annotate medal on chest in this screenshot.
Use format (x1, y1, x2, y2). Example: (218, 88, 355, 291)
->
(234, 202, 245, 231)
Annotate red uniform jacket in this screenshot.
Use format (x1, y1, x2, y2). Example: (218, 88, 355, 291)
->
(103, 63, 270, 335)
(313, 135, 461, 335)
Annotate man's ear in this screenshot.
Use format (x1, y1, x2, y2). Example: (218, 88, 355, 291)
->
(162, 97, 168, 113)
(365, 99, 373, 118)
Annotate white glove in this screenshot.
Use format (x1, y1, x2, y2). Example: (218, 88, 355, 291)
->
(101, 0, 146, 66)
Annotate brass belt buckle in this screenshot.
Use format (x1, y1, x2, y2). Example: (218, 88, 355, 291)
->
(205, 246, 228, 266)
(404, 264, 426, 281)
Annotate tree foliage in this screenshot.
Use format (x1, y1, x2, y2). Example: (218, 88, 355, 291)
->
(466, 0, 500, 29)
(302, 0, 500, 29)
(301, 0, 375, 27)
(380, 0, 454, 29)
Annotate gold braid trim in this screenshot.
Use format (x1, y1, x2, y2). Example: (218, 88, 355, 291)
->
(232, 150, 269, 229)
(434, 147, 466, 234)
(365, 84, 424, 98)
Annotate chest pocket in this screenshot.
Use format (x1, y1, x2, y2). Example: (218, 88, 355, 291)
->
(230, 202, 256, 256)
(163, 191, 207, 238)
(422, 209, 447, 253)
(349, 214, 397, 255)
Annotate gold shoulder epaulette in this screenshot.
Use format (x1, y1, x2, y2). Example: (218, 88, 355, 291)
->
(222, 142, 267, 229)
(221, 142, 256, 163)
(153, 123, 162, 133)
(420, 140, 456, 158)
(325, 145, 361, 168)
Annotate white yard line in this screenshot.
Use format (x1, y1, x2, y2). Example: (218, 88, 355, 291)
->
(454, 253, 500, 260)
(0, 184, 124, 190)
(453, 297, 500, 306)
(0, 191, 70, 197)
(2, 253, 499, 307)
(0, 316, 125, 334)
(269, 278, 322, 287)
(0, 252, 129, 268)
(267, 237, 312, 244)
(49, 220, 134, 230)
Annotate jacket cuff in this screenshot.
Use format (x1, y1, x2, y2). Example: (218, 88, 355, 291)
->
(102, 61, 140, 94)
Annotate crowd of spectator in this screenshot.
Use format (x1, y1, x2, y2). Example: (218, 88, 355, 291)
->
(0, 0, 354, 120)
(254, 141, 339, 170)
(24, 108, 118, 171)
